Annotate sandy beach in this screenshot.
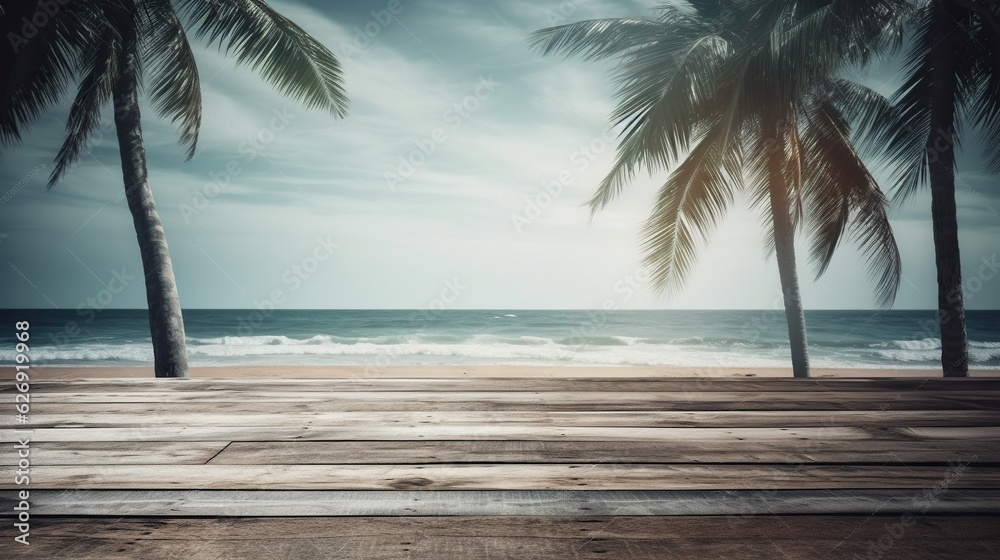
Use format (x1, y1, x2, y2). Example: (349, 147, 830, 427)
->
(6, 365, 1000, 380)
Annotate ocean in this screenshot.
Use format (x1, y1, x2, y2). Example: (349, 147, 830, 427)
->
(1, 309, 998, 369)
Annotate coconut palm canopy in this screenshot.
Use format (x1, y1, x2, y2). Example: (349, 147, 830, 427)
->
(2, 0, 347, 376)
(531, 0, 904, 304)
(530, 0, 909, 377)
(1, 0, 347, 164)
(870, 0, 1000, 375)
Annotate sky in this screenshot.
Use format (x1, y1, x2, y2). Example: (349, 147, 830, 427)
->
(0, 0, 998, 311)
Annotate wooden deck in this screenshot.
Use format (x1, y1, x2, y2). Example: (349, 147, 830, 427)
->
(2, 376, 1000, 559)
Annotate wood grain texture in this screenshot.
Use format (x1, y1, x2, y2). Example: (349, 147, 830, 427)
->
(26, 398, 999, 413)
(207, 440, 998, 465)
(7, 535, 996, 560)
(2, 439, 992, 466)
(19, 377, 1000, 392)
(10, 409, 1000, 429)
(4, 375, 996, 535)
(26, 402, 997, 415)
(6, 425, 998, 443)
(9, 515, 998, 539)
(1, 516, 997, 560)
(11, 489, 1000, 516)
(26, 389, 1000, 405)
(0, 441, 230, 466)
(9, 463, 1000, 490)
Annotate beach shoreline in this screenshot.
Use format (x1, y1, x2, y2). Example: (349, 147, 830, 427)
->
(4, 365, 1000, 380)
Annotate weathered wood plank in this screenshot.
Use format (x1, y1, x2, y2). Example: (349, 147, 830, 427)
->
(8, 535, 996, 560)
(0, 439, 991, 466)
(11, 515, 998, 539)
(3, 372, 996, 557)
(20, 377, 1000, 392)
(27, 400, 1000, 415)
(5, 425, 996, 443)
(27, 389, 1000, 402)
(1, 516, 997, 560)
(0, 442, 230, 466)
(23, 391, 1000, 411)
(5, 535, 993, 560)
(3, 440, 992, 467)
(9, 409, 1000, 429)
(7, 463, 998, 490)
(208, 440, 997, 465)
(11, 489, 999, 516)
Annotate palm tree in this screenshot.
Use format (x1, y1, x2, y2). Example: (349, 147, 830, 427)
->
(1, 0, 347, 377)
(532, 0, 903, 377)
(875, 0, 999, 377)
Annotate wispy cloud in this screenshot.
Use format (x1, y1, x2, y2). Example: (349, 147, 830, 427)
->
(0, 0, 995, 310)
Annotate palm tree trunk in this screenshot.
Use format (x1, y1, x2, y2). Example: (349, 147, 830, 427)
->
(112, 51, 189, 379)
(927, 0, 969, 377)
(764, 121, 810, 378)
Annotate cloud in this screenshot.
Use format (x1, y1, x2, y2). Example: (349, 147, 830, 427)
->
(0, 0, 996, 310)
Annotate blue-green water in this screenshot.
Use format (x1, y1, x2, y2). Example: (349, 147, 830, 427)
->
(1, 309, 998, 369)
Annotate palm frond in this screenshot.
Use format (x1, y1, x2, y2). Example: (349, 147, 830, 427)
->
(785, 109, 804, 231)
(531, 0, 906, 311)
(529, 17, 676, 62)
(588, 33, 732, 211)
(743, 111, 804, 258)
(48, 25, 119, 186)
(873, 4, 934, 202)
(825, 78, 896, 158)
(742, 117, 778, 255)
(641, 119, 739, 293)
(143, 0, 202, 160)
(847, 185, 902, 309)
(952, 7, 985, 148)
(0, 3, 92, 148)
(178, 0, 347, 116)
(969, 1, 1000, 174)
(778, 0, 906, 69)
(802, 98, 901, 307)
(685, 0, 725, 20)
